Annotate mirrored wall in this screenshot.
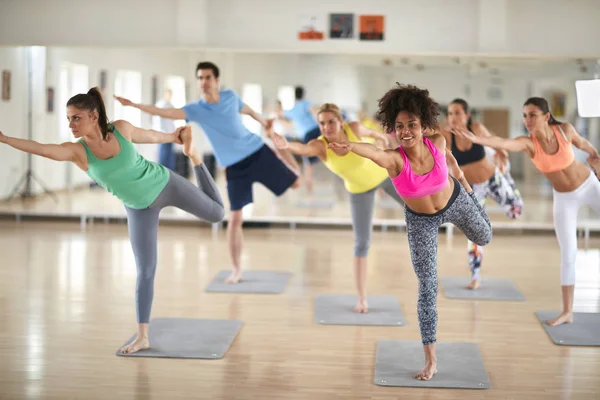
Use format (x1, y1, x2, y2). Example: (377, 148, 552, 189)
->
(1, 46, 598, 230)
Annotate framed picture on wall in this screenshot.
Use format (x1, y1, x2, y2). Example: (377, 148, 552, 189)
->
(47, 87, 55, 113)
(151, 75, 158, 105)
(2, 70, 11, 101)
(99, 70, 107, 90)
(298, 15, 325, 40)
(549, 91, 567, 118)
(329, 13, 354, 39)
(359, 15, 384, 41)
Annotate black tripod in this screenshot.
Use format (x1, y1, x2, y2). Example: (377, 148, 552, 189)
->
(6, 160, 58, 202)
(5, 47, 57, 203)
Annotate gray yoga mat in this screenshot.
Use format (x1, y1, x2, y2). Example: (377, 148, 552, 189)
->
(314, 294, 406, 326)
(205, 270, 291, 294)
(116, 318, 243, 359)
(374, 340, 491, 389)
(440, 277, 525, 301)
(536, 311, 600, 346)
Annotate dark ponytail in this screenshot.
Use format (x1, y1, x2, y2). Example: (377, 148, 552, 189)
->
(67, 86, 112, 140)
(523, 97, 562, 125)
(449, 98, 473, 131)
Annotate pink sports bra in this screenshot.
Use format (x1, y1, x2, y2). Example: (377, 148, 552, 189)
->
(391, 137, 449, 198)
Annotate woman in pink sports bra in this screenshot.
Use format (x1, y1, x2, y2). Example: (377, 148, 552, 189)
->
(329, 84, 492, 382)
(454, 97, 600, 328)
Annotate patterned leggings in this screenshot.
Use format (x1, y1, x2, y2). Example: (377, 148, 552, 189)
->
(468, 168, 523, 278)
(405, 178, 493, 345)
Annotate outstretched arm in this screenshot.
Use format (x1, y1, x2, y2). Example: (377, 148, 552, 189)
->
(330, 141, 397, 170)
(349, 121, 389, 149)
(114, 96, 186, 120)
(453, 127, 532, 154)
(0, 130, 79, 163)
(270, 131, 323, 158)
(473, 123, 509, 155)
(241, 103, 270, 129)
(472, 123, 510, 171)
(112, 120, 183, 145)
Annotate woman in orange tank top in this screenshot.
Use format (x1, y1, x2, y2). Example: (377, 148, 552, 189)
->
(453, 97, 600, 328)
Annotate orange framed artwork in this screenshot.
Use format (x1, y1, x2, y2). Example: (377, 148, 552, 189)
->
(298, 15, 325, 40)
(359, 15, 384, 41)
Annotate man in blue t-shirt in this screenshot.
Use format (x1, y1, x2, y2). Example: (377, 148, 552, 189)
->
(115, 62, 300, 284)
(276, 86, 321, 196)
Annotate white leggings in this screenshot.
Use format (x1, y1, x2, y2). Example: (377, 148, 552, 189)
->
(553, 171, 600, 285)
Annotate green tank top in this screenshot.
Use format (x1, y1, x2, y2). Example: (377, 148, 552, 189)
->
(79, 124, 170, 209)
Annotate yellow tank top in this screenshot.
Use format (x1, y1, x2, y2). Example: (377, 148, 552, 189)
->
(318, 124, 389, 194)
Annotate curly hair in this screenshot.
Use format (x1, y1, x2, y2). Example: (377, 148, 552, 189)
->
(377, 83, 440, 133)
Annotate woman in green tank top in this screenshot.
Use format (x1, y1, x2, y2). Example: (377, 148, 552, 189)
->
(0, 87, 225, 355)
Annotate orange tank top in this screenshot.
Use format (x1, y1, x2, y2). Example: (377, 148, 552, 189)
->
(530, 125, 575, 173)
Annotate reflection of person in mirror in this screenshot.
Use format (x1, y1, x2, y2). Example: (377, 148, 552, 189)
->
(115, 61, 301, 286)
(269, 102, 402, 314)
(153, 88, 177, 171)
(439, 98, 524, 290)
(0, 87, 225, 355)
(453, 96, 600, 328)
(273, 86, 321, 196)
(328, 84, 493, 382)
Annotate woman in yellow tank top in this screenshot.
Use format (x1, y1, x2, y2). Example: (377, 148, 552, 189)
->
(268, 103, 404, 313)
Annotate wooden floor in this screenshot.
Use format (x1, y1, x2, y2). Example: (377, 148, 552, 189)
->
(1, 220, 599, 399)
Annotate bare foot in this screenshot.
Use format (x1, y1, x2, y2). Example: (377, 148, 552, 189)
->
(416, 362, 438, 381)
(353, 298, 368, 313)
(225, 269, 242, 284)
(547, 311, 573, 326)
(180, 127, 202, 165)
(119, 335, 150, 354)
(467, 279, 480, 290)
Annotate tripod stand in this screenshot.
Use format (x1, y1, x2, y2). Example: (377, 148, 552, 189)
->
(6, 158, 58, 202)
(5, 46, 58, 203)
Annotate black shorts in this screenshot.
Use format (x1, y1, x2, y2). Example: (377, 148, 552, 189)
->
(226, 145, 298, 211)
(302, 127, 322, 164)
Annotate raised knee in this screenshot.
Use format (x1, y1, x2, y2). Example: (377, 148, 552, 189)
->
(481, 232, 492, 246)
(209, 204, 225, 223)
(475, 228, 492, 247)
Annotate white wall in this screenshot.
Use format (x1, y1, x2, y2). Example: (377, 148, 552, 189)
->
(507, 0, 600, 57)
(1, 0, 600, 57)
(0, 0, 196, 47)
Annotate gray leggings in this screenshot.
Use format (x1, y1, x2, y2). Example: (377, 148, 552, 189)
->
(350, 178, 404, 257)
(125, 164, 225, 324)
(404, 178, 492, 345)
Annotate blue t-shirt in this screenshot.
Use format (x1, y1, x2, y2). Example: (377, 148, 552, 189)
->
(284, 100, 319, 141)
(182, 89, 264, 167)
